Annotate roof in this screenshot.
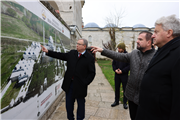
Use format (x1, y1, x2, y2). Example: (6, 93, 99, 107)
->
(84, 22, 99, 28)
(104, 23, 117, 28)
(133, 24, 146, 28)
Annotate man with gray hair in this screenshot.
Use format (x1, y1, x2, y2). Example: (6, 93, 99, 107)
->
(136, 14, 180, 120)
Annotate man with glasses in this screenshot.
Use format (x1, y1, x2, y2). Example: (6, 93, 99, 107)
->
(41, 38, 96, 120)
(111, 43, 130, 109)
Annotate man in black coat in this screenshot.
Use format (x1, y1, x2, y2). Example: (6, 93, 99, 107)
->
(136, 15, 180, 120)
(41, 38, 96, 120)
(111, 43, 130, 109)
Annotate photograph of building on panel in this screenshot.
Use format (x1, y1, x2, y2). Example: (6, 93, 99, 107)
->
(1, 1, 70, 119)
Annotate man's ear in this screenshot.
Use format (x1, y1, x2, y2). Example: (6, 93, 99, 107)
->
(147, 40, 151, 46)
(167, 29, 173, 38)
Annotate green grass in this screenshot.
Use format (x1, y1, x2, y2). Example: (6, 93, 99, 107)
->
(1, 52, 22, 86)
(1, 13, 48, 42)
(1, 38, 31, 88)
(97, 59, 124, 103)
(1, 82, 21, 108)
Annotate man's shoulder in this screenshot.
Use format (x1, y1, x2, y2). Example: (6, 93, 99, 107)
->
(148, 48, 156, 55)
(131, 49, 139, 52)
(70, 49, 76, 52)
(85, 51, 94, 59)
(69, 49, 77, 53)
(131, 49, 139, 54)
(172, 41, 180, 54)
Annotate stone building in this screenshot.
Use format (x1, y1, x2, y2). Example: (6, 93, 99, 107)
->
(82, 22, 155, 59)
(45, 0, 85, 49)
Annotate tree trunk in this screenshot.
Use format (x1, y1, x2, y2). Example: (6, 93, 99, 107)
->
(109, 28, 116, 51)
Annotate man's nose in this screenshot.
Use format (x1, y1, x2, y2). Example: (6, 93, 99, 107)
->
(151, 34, 155, 38)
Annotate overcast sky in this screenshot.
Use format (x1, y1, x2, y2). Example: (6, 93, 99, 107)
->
(82, 0, 179, 28)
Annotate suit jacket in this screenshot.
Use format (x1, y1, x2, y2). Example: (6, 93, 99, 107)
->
(112, 51, 130, 81)
(136, 36, 180, 120)
(46, 49, 96, 98)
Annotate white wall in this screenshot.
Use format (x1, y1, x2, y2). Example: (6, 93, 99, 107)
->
(82, 28, 153, 59)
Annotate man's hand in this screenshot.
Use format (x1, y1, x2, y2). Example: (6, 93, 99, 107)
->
(115, 69, 122, 74)
(41, 45, 48, 53)
(91, 46, 103, 53)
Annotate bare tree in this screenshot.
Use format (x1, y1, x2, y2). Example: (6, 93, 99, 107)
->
(102, 7, 125, 51)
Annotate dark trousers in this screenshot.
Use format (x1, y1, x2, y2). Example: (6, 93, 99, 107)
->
(114, 75, 127, 104)
(66, 82, 85, 120)
(128, 100, 138, 120)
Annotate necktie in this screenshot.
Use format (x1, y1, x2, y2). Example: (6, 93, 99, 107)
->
(78, 53, 82, 58)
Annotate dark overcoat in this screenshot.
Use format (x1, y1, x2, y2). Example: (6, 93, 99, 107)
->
(47, 50, 96, 98)
(136, 37, 180, 120)
(112, 51, 130, 80)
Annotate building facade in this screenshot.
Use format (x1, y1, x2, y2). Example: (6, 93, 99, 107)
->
(47, 0, 85, 49)
(82, 23, 155, 59)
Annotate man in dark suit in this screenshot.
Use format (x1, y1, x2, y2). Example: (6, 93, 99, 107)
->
(136, 15, 180, 120)
(111, 43, 130, 109)
(41, 38, 96, 120)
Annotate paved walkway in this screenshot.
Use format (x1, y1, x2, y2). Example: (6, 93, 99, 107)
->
(48, 62, 130, 120)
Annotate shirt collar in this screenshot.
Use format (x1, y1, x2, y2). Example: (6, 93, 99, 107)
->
(79, 50, 86, 55)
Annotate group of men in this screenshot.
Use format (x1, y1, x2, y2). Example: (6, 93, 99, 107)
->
(41, 14, 180, 120)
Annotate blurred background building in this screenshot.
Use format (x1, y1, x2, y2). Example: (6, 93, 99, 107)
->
(42, 0, 85, 49)
(82, 22, 154, 59)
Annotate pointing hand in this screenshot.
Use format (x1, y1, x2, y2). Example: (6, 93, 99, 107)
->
(91, 46, 103, 53)
(41, 45, 48, 53)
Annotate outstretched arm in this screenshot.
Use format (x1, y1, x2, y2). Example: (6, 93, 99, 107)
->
(41, 44, 68, 61)
(91, 46, 131, 63)
(102, 49, 130, 63)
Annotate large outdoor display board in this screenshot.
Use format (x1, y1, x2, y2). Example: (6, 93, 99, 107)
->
(1, 0, 70, 119)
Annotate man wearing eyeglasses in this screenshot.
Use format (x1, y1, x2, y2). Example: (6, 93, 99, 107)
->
(41, 38, 96, 120)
